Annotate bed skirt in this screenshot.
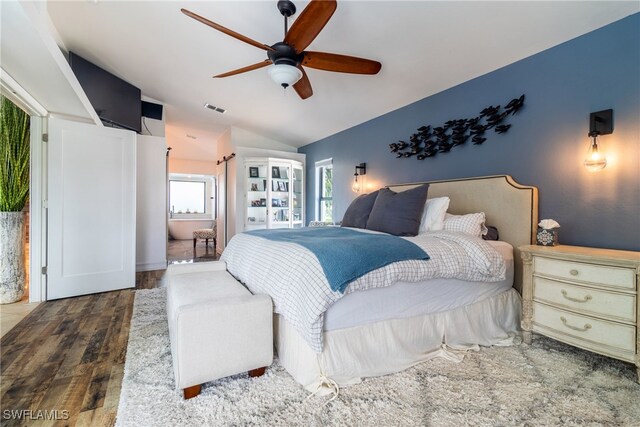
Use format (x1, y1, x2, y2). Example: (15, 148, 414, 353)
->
(274, 288, 522, 393)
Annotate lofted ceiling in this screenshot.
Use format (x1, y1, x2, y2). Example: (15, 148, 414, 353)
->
(46, 1, 638, 155)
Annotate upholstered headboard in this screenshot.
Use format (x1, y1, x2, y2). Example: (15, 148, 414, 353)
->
(387, 175, 538, 293)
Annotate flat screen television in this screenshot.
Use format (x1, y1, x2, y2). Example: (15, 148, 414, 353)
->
(69, 52, 141, 133)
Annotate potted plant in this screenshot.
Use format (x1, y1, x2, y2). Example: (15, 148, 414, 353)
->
(0, 96, 30, 304)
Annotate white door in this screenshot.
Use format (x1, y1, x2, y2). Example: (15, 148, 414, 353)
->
(47, 118, 136, 299)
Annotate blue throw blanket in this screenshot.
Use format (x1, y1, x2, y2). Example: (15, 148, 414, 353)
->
(245, 227, 429, 293)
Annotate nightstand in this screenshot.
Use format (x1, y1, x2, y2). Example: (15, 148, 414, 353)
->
(520, 244, 640, 381)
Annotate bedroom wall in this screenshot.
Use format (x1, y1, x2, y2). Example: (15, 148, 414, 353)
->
(168, 158, 217, 175)
(136, 135, 167, 271)
(299, 13, 640, 252)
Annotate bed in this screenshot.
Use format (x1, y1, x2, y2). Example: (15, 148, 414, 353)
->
(223, 175, 538, 393)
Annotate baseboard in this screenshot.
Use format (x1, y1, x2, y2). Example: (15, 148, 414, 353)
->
(136, 261, 167, 272)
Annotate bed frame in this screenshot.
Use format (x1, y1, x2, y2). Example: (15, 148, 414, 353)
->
(388, 175, 538, 293)
(275, 175, 539, 393)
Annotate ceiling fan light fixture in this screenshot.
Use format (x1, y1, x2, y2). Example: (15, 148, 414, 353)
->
(268, 63, 302, 88)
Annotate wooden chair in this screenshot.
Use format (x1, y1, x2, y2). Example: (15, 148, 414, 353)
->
(193, 223, 217, 255)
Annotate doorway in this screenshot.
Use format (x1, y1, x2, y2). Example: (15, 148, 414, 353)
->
(0, 95, 40, 335)
(167, 173, 217, 264)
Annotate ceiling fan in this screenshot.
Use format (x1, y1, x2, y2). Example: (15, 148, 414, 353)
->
(181, 0, 382, 100)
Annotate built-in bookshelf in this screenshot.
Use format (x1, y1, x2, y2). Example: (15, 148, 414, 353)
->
(245, 159, 304, 230)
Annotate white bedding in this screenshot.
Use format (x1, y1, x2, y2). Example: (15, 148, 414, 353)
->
(222, 228, 507, 352)
(324, 240, 514, 331)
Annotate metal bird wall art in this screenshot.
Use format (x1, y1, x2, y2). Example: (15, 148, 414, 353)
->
(389, 94, 525, 160)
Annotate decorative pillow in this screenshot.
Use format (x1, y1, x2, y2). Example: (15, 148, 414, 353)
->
(341, 190, 379, 229)
(418, 197, 450, 234)
(443, 212, 488, 237)
(482, 225, 500, 241)
(365, 184, 430, 236)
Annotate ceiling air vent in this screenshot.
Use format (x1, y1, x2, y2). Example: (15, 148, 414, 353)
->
(204, 103, 226, 114)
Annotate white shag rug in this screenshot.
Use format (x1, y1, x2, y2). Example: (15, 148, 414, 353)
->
(116, 289, 640, 427)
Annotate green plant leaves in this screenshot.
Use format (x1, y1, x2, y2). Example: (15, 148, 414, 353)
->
(0, 96, 30, 212)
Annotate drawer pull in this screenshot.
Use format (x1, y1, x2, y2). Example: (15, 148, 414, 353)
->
(569, 269, 579, 276)
(560, 316, 591, 332)
(561, 290, 592, 303)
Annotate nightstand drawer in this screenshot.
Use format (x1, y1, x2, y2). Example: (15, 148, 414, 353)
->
(533, 302, 635, 353)
(533, 277, 636, 323)
(534, 257, 635, 290)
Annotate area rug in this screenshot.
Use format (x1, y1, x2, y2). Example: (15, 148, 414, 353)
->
(116, 288, 640, 426)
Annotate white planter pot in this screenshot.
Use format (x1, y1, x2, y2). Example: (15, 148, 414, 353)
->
(0, 211, 26, 304)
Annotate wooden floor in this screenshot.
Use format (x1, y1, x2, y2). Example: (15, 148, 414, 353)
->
(0, 270, 166, 427)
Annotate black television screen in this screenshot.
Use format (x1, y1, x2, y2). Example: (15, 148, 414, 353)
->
(69, 52, 141, 133)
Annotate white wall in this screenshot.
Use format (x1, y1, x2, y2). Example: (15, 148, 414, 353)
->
(168, 157, 217, 175)
(216, 129, 232, 249)
(136, 135, 167, 271)
(231, 127, 297, 152)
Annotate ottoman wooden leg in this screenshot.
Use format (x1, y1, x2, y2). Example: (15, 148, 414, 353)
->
(248, 367, 266, 378)
(184, 384, 202, 399)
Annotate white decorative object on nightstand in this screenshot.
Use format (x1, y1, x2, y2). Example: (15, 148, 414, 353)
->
(520, 244, 640, 381)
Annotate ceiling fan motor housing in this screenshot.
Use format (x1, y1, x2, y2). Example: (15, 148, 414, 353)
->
(267, 42, 304, 67)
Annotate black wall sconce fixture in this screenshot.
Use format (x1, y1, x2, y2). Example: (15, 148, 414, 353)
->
(352, 163, 366, 193)
(584, 109, 613, 172)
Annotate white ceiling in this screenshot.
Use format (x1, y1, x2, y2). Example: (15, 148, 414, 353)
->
(46, 1, 638, 154)
(1, 1, 99, 123)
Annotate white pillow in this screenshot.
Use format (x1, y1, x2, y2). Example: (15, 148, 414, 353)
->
(443, 212, 488, 237)
(418, 197, 450, 234)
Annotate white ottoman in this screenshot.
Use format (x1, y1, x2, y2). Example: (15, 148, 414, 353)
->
(166, 261, 273, 399)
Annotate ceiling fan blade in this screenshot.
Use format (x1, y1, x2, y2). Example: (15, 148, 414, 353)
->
(303, 51, 382, 74)
(214, 60, 272, 78)
(181, 8, 274, 52)
(284, 0, 337, 53)
(293, 67, 313, 100)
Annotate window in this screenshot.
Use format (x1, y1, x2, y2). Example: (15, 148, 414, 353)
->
(170, 180, 206, 215)
(315, 159, 333, 222)
(168, 174, 216, 219)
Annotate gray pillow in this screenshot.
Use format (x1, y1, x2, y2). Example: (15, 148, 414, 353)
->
(341, 190, 380, 229)
(365, 184, 430, 236)
(483, 225, 500, 241)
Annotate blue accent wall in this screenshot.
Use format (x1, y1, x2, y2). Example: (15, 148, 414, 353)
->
(299, 13, 640, 252)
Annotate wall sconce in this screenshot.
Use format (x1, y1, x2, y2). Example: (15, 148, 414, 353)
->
(584, 109, 613, 172)
(352, 163, 366, 192)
